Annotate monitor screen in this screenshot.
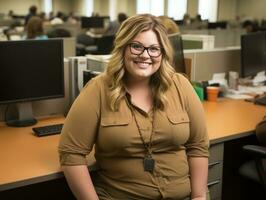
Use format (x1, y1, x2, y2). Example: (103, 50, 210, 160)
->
(241, 32, 266, 78)
(81, 16, 105, 29)
(208, 21, 227, 29)
(0, 39, 64, 126)
(174, 20, 183, 25)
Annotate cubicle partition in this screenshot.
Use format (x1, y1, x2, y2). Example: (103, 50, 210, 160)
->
(181, 28, 245, 48)
(182, 34, 215, 50)
(184, 47, 241, 81)
(44, 23, 82, 38)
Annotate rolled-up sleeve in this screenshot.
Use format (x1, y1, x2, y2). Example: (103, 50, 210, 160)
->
(176, 74, 209, 158)
(58, 78, 101, 165)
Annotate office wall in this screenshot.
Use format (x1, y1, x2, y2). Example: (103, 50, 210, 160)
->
(187, 0, 198, 19)
(218, 0, 237, 20)
(1, 0, 266, 21)
(94, 0, 109, 16)
(72, 0, 85, 16)
(116, 0, 136, 17)
(72, 0, 134, 19)
(53, 0, 74, 14)
(0, 0, 42, 15)
(0, 0, 74, 15)
(72, 0, 109, 16)
(236, 0, 266, 20)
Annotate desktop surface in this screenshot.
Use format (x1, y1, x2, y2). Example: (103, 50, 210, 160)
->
(203, 98, 266, 144)
(0, 99, 265, 191)
(0, 116, 64, 191)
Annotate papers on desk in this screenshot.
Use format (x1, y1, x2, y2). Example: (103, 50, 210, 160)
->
(253, 71, 266, 85)
(225, 85, 266, 99)
(225, 94, 253, 99)
(209, 73, 228, 87)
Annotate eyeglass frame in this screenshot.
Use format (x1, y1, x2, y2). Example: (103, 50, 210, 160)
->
(128, 42, 163, 58)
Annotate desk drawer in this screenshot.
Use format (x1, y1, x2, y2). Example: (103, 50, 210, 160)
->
(208, 160, 223, 181)
(209, 143, 224, 163)
(208, 179, 222, 200)
(208, 143, 224, 200)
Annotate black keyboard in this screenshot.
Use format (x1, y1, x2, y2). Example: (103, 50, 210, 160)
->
(32, 123, 64, 137)
(254, 96, 266, 106)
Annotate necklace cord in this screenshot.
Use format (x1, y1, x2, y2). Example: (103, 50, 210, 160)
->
(130, 106, 155, 156)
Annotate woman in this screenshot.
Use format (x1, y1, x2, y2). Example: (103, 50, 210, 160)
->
(59, 14, 209, 200)
(26, 16, 48, 39)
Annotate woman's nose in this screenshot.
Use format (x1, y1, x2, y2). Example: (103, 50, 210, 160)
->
(140, 48, 150, 58)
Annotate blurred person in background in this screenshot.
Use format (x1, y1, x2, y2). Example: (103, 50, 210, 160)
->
(25, 5, 37, 26)
(104, 12, 128, 35)
(25, 16, 48, 39)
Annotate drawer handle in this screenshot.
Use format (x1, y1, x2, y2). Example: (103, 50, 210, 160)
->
(208, 161, 220, 167)
(207, 180, 220, 187)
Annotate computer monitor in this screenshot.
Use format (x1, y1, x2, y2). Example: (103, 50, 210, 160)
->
(0, 39, 64, 127)
(241, 32, 266, 78)
(174, 20, 183, 25)
(81, 16, 105, 29)
(168, 33, 186, 74)
(207, 21, 227, 29)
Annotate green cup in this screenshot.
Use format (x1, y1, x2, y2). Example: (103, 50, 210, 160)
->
(193, 84, 204, 101)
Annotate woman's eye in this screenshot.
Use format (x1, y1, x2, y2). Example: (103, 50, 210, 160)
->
(132, 44, 143, 50)
(149, 47, 160, 52)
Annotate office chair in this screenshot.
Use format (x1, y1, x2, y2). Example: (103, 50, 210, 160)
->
(76, 33, 97, 56)
(85, 34, 115, 55)
(95, 34, 115, 55)
(76, 32, 95, 46)
(239, 117, 266, 191)
(47, 28, 71, 38)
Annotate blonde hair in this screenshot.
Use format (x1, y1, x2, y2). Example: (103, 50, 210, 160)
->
(158, 15, 180, 34)
(105, 14, 175, 111)
(26, 16, 44, 39)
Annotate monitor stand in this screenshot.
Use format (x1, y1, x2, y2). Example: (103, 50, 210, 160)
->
(6, 102, 37, 127)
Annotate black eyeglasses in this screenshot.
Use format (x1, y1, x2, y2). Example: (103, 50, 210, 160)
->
(128, 42, 162, 58)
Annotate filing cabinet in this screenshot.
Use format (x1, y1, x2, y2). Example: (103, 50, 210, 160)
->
(208, 143, 224, 200)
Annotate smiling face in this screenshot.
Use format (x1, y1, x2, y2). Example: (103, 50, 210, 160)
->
(124, 29, 162, 82)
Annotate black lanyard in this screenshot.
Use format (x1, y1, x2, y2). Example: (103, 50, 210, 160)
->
(131, 107, 156, 172)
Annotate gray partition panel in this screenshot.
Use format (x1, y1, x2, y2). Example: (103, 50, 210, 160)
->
(184, 47, 241, 81)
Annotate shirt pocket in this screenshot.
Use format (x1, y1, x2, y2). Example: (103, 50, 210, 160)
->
(166, 112, 190, 145)
(167, 112, 190, 124)
(99, 116, 131, 152)
(101, 116, 130, 127)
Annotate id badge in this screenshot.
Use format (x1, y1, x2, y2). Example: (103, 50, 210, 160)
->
(143, 156, 155, 172)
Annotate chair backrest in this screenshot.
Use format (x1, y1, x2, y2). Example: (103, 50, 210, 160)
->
(47, 28, 71, 38)
(76, 33, 94, 46)
(168, 33, 186, 74)
(256, 116, 266, 146)
(96, 34, 115, 55)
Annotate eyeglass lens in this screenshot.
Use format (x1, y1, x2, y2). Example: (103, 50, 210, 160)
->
(129, 43, 162, 57)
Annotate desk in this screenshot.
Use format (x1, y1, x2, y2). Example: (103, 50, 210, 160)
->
(203, 99, 265, 199)
(204, 99, 265, 143)
(0, 99, 265, 199)
(0, 116, 64, 191)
